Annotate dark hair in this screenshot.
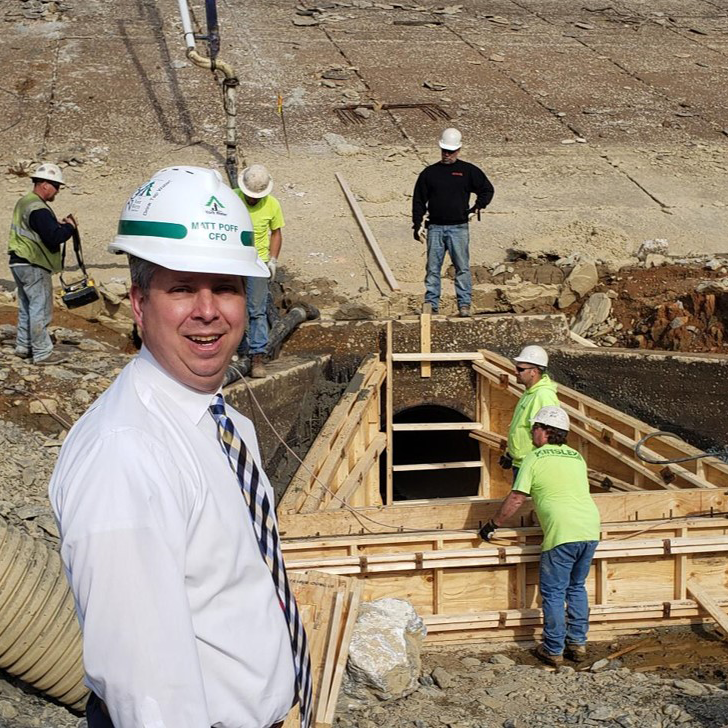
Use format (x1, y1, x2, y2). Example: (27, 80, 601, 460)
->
(128, 255, 159, 294)
(542, 425, 568, 445)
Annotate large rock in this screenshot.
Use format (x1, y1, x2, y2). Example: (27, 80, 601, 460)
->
(471, 283, 510, 313)
(571, 292, 612, 337)
(565, 259, 598, 297)
(343, 598, 426, 703)
(502, 283, 559, 313)
(635, 238, 668, 261)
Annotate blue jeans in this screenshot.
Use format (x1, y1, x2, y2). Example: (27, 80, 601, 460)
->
(424, 223, 471, 309)
(539, 540, 598, 655)
(245, 275, 269, 355)
(11, 264, 54, 362)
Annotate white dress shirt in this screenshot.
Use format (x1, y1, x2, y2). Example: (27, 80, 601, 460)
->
(49, 347, 295, 728)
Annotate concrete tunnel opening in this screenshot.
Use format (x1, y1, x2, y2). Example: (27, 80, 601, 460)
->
(382, 404, 481, 502)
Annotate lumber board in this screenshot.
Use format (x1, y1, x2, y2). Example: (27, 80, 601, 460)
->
(283, 571, 359, 728)
(420, 310, 431, 378)
(328, 433, 386, 509)
(386, 321, 393, 506)
(392, 352, 483, 362)
(392, 460, 483, 472)
(323, 586, 363, 725)
(687, 580, 728, 638)
(278, 488, 728, 538)
(393, 422, 483, 432)
(335, 172, 400, 291)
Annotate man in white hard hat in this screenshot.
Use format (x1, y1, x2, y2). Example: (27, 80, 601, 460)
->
(412, 128, 494, 317)
(7, 163, 77, 365)
(234, 164, 284, 378)
(49, 167, 311, 728)
(502, 344, 559, 478)
(480, 405, 600, 667)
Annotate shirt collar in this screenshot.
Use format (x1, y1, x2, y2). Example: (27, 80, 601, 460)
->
(136, 346, 222, 426)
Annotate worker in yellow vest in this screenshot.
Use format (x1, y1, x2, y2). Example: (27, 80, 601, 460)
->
(8, 163, 76, 365)
(234, 165, 284, 378)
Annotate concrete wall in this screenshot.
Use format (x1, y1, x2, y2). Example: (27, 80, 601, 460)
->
(285, 314, 570, 419)
(548, 347, 728, 450)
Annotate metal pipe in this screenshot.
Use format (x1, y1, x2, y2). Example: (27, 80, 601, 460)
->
(205, 0, 220, 59)
(176, 0, 196, 50)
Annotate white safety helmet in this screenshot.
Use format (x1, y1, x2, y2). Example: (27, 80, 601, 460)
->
(109, 166, 269, 278)
(32, 162, 64, 185)
(238, 164, 273, 199)
(514, 344, 548, 369)
(438, 127, 462, 151)
(531, 405, 570, 432)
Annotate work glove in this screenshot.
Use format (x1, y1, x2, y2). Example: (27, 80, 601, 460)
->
(413, 228, 421, 242)
(267, 257, 278, 279)
(499, 453, 513, 470)
(479, 520, 498, 542)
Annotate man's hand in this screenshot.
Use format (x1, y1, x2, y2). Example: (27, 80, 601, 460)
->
(479, 520, 498, 542)
(413, 229, 421, 242)
(267, 257, 278, 279)
(499, 453, 513, 470)
(63, 214, 77, 229)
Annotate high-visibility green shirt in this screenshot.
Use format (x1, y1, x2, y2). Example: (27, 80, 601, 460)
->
(8, 192, 63, 272)
(513, 444, 601, 552)
(233, 191, 284, 263)
(507, 374, 559, 466)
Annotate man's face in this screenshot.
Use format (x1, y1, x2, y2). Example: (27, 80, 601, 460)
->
(440, 147, 460, 165)
(531, 424, 548, 447)
(515, 363, 541, 389)
(130, 267, 246, 393)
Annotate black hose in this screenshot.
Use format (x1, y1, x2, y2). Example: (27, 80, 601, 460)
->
(634, 431, 728, 465)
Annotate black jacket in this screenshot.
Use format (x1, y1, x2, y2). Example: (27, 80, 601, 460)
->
(412, 159, 494, 231)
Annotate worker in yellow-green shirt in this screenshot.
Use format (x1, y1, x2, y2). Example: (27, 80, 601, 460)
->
(481, 406, 600, 668)
(502, 344, 559, 479)
(234, 164, 284, 378)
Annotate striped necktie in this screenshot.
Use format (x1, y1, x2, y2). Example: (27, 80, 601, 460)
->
(210, 394, 312, 728)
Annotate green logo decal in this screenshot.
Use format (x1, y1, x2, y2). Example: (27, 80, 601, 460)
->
(240, 230, 254, 247)
(205, 195, 225, 212)
(136, 181, 155, 197)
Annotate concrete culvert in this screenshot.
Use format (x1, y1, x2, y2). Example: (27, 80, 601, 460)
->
(0, 516, 86, 709)
(386, 404, 481, 501)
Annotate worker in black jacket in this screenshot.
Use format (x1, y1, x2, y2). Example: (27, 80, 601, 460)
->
(412, 128, 494, 317)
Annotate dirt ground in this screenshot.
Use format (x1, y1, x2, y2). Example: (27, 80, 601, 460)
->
(1, 0, 727, 311)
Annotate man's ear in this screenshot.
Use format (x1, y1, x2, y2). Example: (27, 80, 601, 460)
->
(129, 284, 145, 332)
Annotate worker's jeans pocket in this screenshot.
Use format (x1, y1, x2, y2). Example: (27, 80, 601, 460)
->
(539, 541, 598, 654)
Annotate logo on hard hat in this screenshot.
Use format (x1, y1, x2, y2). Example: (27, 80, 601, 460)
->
(205, 195, 226, 216)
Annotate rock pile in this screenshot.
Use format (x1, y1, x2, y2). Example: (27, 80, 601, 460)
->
(336, 649, 728, 728)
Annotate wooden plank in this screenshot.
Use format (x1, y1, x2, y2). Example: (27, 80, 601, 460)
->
(421, 310, 431, 378)
(393, 460, 483, 472)
(335, 172, 400, 291)
(314, 591, 344, 726)
(323, 585, 363, 725)
(393, 422, 483, 432)
(393, 352, 483, 362)
(328, 434, 387, 509)
(279, 488, 728, 538)
(386, 321, 393, 506)
(687, 580, 728, 638)
(675, 526, 687, 600)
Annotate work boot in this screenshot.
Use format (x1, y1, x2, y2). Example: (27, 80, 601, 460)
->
(250, 354, 267, 378)
(35, 351, 69, 366)
(564, 643, 587, 662)
(534, 643, 563, 667)
(458, 305, 471, 318)
(14, 348, 30, 360)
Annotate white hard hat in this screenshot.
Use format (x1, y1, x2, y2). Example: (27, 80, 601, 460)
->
(109, 166, 269, 278)
(238, 164, 273, 199)
(32, 163, 64, 185)
(531, 406, 570, 432)
(438, 128, 462, 151)
(514, 345, 548, 368)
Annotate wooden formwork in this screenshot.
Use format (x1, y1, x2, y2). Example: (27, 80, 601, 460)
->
(280, 491, 728, 644)
(278, 337, 728, 644)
